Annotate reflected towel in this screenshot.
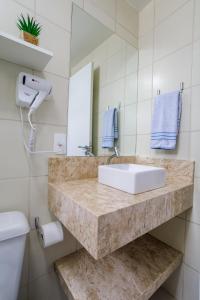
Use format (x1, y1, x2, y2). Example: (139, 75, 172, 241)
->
(102, 108, 118, 148)
(151, 91, 182, 150)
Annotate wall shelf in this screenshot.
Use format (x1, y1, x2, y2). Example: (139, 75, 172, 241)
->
(0, 31, 53, 71)
(55, 234, 182, 300)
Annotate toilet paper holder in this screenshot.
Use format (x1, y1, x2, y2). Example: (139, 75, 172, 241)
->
(34, 216, 64, 248)
(35, 217, 44, 241)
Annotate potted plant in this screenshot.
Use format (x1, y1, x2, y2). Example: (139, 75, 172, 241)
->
(17, 14, 42, 46)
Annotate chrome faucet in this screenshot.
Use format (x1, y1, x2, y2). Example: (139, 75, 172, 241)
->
(78, 145, 95, 157)
(107, 146, 120, 164)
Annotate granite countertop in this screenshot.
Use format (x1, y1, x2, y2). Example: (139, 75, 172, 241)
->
(48, 161, 193, 259)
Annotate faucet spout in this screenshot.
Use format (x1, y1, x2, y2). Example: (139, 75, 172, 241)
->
(107, 146, 120, 164)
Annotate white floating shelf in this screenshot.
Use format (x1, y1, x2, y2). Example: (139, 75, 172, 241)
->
(0, 31, 53, 71)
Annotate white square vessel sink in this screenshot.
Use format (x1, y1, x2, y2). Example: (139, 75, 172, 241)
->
(98, 164, 166, 194)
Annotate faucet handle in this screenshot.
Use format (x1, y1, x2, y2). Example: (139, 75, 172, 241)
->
(114, 146, 120, 157)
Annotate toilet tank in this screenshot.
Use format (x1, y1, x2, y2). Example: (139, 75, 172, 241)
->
(0, 211, 30, 300)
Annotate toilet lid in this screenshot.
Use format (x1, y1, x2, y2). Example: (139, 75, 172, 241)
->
(0, 211, 30, 242)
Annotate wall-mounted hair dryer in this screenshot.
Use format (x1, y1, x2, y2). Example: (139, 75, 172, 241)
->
(16, 72, 52, 111)
(16, 72, 53, 154)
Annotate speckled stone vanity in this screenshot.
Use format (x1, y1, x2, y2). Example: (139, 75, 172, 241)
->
(48, 156, 194, 300)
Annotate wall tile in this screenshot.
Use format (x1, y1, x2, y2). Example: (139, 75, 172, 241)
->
(116, 23, 138, 48)
(139, 1, 154, 37)
(29, 229, 77, 282)
(72, 0, 83, 8)
(194, 0, 200, 41)
(187, 178, 200, 225)
(29, 271, 67, 300)
(93, 112, 104, 138)
(0, 177, 29, 216)
(124, 103, 137, 135)
(33, 72, 68, 126)
(138, 65, 153, 101)
(163, 265, 183, 300)
(125, 44, 138, 75)
(37, 16, 70, 78)
(191, 85, 200, 131)
(29, 176, 52, 228)
(155, 0, 189, 25)
(100, 78, 125, 112)
(85, 0, 116, 19)
(116, 0, 138, 37)
(192, 40, 200, 86)
(18, 285, 28, 300)
(106, 50, 126, 83)
(84, 0, 115, 31)
(136, 134, 151, 156)
(0, 0, 32, 37)
(150, 287, 175, 300)
(179, 88, 191, 133)
(139, 30, 154, 68)
(0, 120, 29, 179)
(183, 264, 200, 300)
(190, 131, 200, 178)
(106, 34, 126, 58)
(20, 240, 29, 286)
(36, 0, 72, 31)
(14, 0, 35, 10)
(185, 221, 200, 272)
(123, 135, 136, 155)
(137, 100, 152, 134)
(125, 72, 138, 105)
(154, 1, 193, 60)
(153, 45, 192, 94)
(151, 217, 186, 252)
(29, 124, 66, 176)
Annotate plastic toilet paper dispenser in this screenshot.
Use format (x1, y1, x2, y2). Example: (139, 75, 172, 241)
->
(35, 217, 64, 248)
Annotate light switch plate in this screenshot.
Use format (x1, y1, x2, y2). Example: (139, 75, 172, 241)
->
(54, 133, 66, 154)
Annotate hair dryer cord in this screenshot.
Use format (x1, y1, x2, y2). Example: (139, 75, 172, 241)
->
(19, 106, 56, 155)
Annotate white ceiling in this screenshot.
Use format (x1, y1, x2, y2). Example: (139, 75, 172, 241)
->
(127, 0, 151, 11)
(71, 6, 113, 68)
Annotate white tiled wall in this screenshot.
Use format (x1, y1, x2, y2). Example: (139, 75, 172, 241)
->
(72, 33, 138, 156)
(138, 1, 200, 299)
(0, 0, 138, 299)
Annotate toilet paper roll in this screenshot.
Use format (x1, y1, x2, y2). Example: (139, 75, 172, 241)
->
(40, 221, 64, 248)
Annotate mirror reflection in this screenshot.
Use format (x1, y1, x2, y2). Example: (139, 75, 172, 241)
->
(67, 5, 138, 157)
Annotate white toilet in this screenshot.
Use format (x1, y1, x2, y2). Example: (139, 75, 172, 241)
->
(0, 211, 30, 300)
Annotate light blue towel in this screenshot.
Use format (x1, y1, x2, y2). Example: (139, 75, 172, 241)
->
(151, 91, 182, 150)
(102, 108, 118, 148)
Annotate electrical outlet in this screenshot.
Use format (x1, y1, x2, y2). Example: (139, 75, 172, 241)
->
(54, 133, 66, 154)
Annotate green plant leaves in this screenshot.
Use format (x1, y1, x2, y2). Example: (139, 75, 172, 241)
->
(17, 14, 42, 37)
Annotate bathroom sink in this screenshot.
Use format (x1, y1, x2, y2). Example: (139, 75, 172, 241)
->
(98, 164, 166, 194)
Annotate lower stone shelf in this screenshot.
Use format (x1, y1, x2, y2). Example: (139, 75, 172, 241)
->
(55, 234, 182, 300)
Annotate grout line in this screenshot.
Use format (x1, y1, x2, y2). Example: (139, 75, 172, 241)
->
(12, 0, 35, 13)
(35, 13, 71, 34)
(183, 262, 200, 275)
(0, 117, 67, 128)
(139, 0, 191, 39)
(185, 219, 200, 227)
(0, 176, 30, 182)
(153, 42, 193, 65)
(154, 0, 191, 29)
(188, 0, 197, 164)
(0, 57, 69, 81)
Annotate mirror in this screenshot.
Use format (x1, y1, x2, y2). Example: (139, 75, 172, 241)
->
(67, 4, 138, 157)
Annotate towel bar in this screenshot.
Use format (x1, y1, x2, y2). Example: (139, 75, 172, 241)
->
(107, 102, 121, 110)
(157, 82, 184, 95)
